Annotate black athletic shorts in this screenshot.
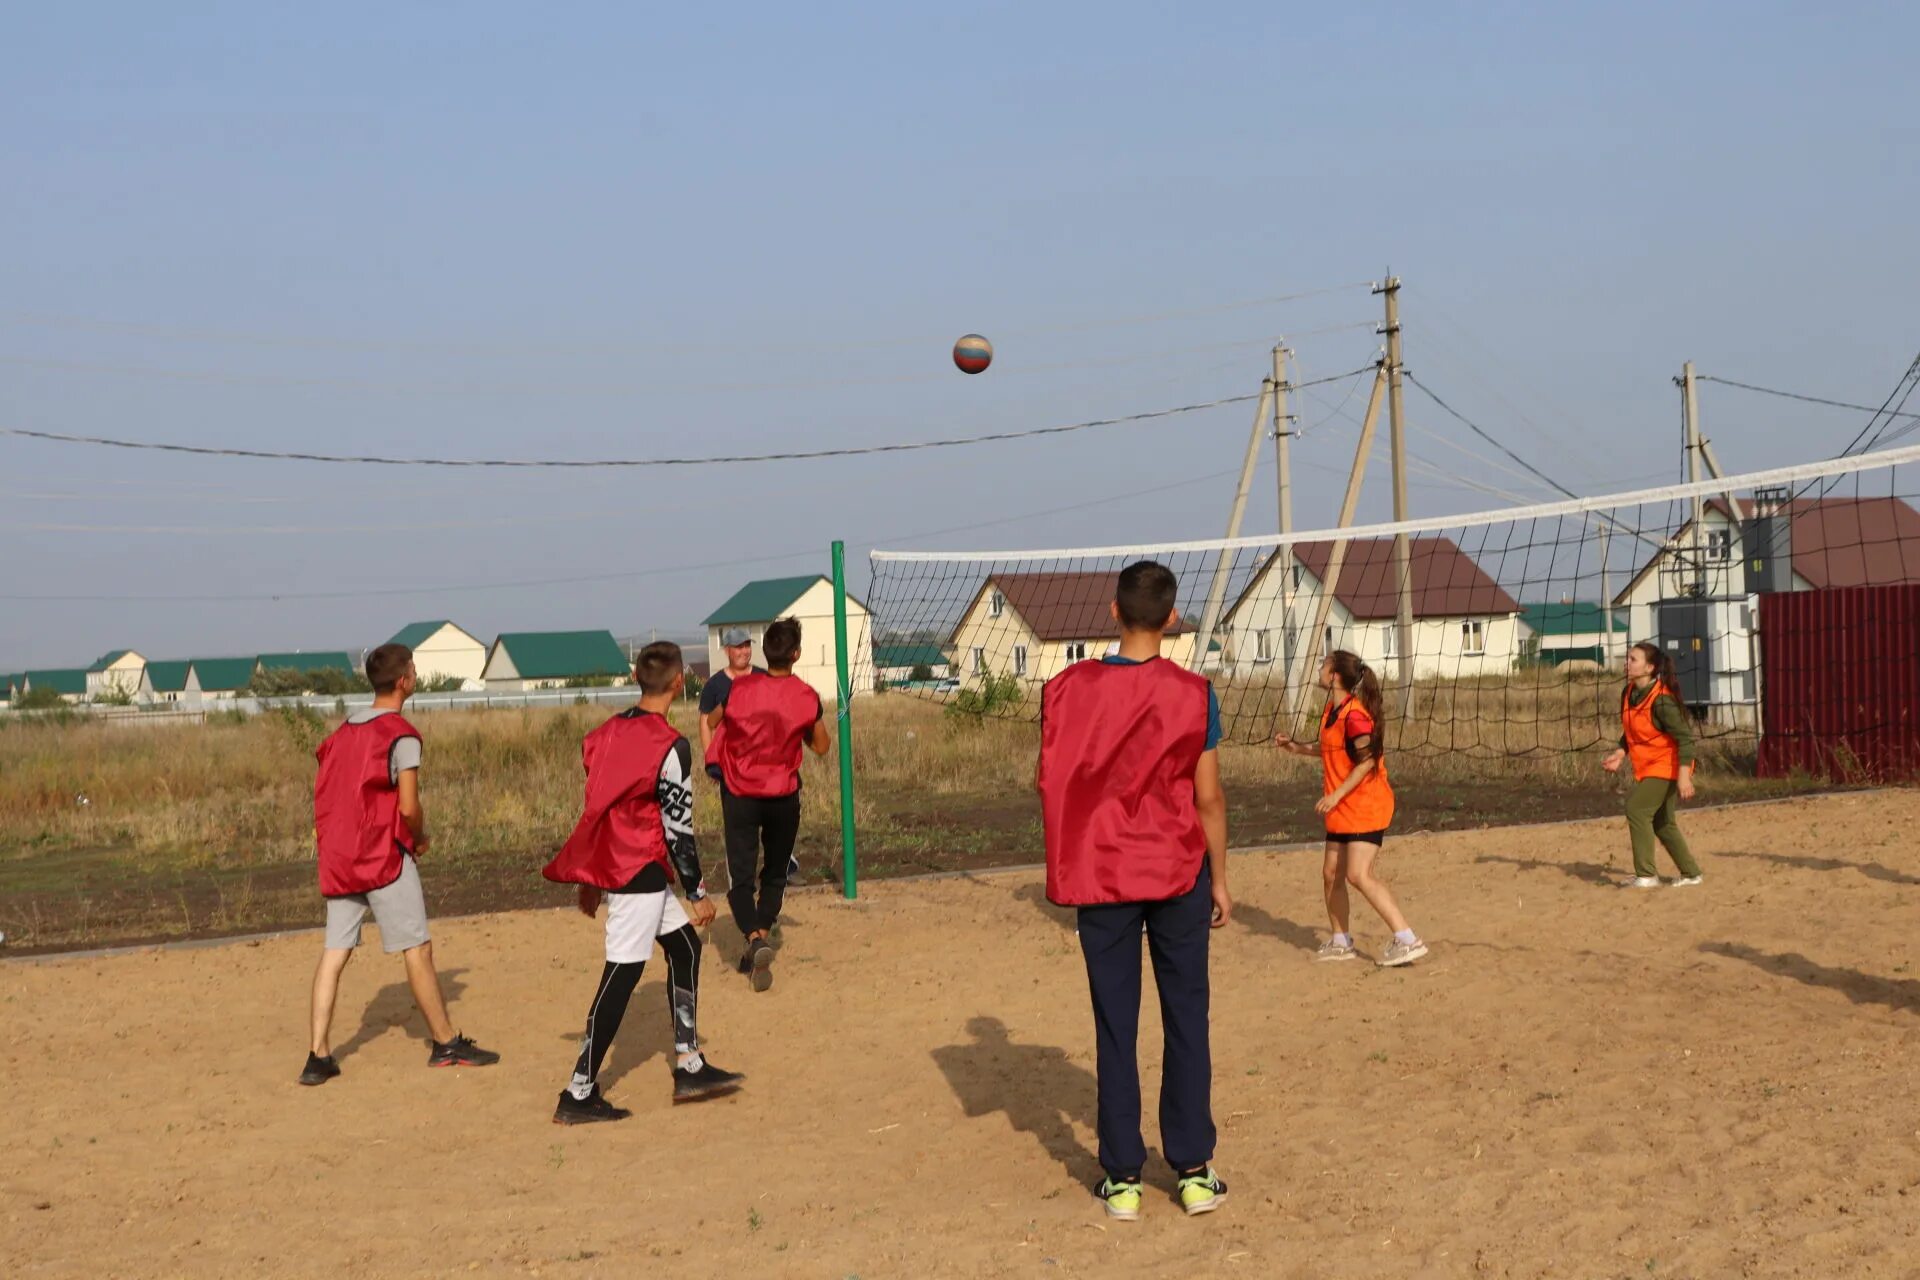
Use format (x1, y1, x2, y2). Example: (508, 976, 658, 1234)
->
(1325, 828, 1388, 847)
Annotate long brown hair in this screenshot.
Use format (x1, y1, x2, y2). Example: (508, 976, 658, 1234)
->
(1325, 649, 1385, 760)
(1628, 640, 1676, 693)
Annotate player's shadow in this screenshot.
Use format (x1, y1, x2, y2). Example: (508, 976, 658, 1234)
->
(1714, 849, 1920, 886)
(1475, 853, 1617, 887)
(1699, 942, 1920, 1015)
(552, 975, 681, 1093)
(334, 967, 469, 1062)
(1231, 903, 1321, 953)
(931, 1015, 1100, 1183)
(1012, 881, 1075, 931)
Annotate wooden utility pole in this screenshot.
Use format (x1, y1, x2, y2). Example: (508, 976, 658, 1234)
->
(1193, 381, 1277, 670)
(1377, 276, 1416, 711)
(1284, 364, 1388, 726)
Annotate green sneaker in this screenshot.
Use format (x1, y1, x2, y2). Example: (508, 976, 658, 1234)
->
(1095, 1176, 1142, 1221)
(1176, 1166, 1227, 1216)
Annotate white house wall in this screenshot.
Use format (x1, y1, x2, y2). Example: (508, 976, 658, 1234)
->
(706, 580, 873, 704)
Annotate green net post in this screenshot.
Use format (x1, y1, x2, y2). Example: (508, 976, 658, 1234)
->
(831, 540, 858, 899)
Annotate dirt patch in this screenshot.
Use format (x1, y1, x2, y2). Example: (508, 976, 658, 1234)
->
(3, 789, 1916, 1277)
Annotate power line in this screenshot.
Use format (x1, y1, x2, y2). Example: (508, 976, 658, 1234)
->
(0, 457, 1284, 603)
(1698, 373, 1920, 435)
(0, 281, 1376, 360)
(0, 368, 1374, 469)
(1402, 372, 1581, 500)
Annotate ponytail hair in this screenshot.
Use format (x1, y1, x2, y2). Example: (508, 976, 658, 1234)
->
(1628, 640, 1676, 693)
(1326, 649, 1386, 761)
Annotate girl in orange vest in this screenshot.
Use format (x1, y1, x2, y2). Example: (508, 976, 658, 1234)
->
(1273, 650, 1427, 967)
(1601, 641, 1702, 888)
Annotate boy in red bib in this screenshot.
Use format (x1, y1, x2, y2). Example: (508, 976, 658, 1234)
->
(1038, 561, 1231, 1221)
(705, 617, 829, 992)
(545, 642, 745, 1121)
(301, 643, 498, 1086)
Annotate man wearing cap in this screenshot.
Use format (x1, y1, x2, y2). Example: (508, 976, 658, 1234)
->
(699, 630, 802, 890)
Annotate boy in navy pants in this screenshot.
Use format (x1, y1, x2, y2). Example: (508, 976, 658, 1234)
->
(1037, 560, 1231, 1219)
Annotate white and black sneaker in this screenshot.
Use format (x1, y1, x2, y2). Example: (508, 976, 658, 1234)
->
(553, 1087, 631, 1125)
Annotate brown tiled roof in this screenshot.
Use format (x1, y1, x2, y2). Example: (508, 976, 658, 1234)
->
(1703, 497, 1920, 589)
(1281, 536, 1521, 621)
(961, 572, 1195, 642)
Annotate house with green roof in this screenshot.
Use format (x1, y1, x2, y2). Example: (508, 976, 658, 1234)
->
(482, 630, 631, 692)
(25, 668, 91, 703)
(256, 651, 355, 675)
(386, 621, 486, 690)
(0, 673, 22, 703)
(1518, 601, 1629, 667)
(185, 657, 259, 701)
(873, 642, 950, 684)
(702, 575, 872, 703)
(85, 649, 147, 699)
(139, 660, 194, 705)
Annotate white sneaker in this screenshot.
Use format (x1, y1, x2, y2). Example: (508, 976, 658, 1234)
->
(1671, 875, 1704, 887)
(1622, 876, 1661, 889)
(1315, 938, 1358, 962)
(1376, 938, 1429, 967)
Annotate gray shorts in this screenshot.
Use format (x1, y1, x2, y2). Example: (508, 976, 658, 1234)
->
(324, 855, 431, 954)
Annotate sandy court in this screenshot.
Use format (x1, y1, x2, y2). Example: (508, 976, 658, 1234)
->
(4, 788, 1919, 1278)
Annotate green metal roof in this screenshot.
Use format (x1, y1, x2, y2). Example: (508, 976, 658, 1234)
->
(189, 657, 259, 691)
(874, 643, 948, 669)
(87, 649, 134, 673)
(702, 576, 825, 626)
(388, 620, 452, 650)
(144, 660, 193, 693)
(256, 651, 354, 674)
(493, 631, 628, 680)
(26, 668, 89, 695)
(1520, 602, 1628, 637)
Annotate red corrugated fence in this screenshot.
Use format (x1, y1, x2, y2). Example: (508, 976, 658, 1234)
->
(1758, 584, 1920, 781)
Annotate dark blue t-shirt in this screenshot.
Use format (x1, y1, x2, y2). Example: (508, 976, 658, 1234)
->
(1101, 655, 1223, 751)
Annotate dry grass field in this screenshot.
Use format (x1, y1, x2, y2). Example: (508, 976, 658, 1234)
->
(0, 684, 1826, 953)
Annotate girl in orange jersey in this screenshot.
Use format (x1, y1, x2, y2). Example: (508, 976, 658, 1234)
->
(1273, 650, 1428, 967)
(1600, 641, 1702, 889)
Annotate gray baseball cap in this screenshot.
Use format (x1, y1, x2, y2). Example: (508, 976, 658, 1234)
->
(721, 627, 751, 647)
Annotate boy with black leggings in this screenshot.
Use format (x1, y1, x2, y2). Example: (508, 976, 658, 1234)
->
(544, 641, 744, 1122)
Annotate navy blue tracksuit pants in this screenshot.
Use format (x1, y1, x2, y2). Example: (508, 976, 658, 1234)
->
(1075, 863, 1216, 1178)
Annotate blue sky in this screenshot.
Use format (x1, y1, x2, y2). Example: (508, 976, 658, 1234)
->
(4, 3, 1917, 666)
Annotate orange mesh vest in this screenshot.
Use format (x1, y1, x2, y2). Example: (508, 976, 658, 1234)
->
(1319, 696, 1395, 834)
(1622, 681, 1681, 781)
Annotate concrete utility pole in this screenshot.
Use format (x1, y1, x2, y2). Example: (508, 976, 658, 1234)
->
(1598, 519, 1616, 665)
(1193, 381, 1277, 671)
(1377, 276, 1416, 711)
(1680, 361, 1707, 595)
(1273, 342, 1295, 671)
(1284, 364, 1388, 727)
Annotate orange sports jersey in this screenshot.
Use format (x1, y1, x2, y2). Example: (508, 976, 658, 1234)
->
(1319, 696, 1395, 833)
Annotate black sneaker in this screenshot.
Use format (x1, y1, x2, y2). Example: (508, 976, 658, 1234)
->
(672, 1059, 746, 1104)
(747, 936, 773, 992)
(298, 1052, 341, 1086)
(427, 1034, 501, 1068)
(553, 1087, 631, 1125)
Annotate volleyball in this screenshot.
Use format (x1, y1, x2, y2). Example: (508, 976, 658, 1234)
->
(953, 334, 993, 374)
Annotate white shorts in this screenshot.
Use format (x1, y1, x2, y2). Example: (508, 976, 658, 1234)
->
(604, 890, 691, 965)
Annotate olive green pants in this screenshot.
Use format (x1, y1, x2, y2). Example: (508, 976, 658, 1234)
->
(1625, 778, 1700, 879)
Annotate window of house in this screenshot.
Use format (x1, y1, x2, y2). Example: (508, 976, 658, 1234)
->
(1381, 624, 1398, 658)
(1064, 642, 1087, 662)
(1292, 564, 1306, 590)
(1013, 645, 1029, 677)
(972, 647, 987, 675)
(988, 590, 1005, 618)
(1255, 630, 1271, 661)
(1323, 625, 1335, 656)
(1707, 529, 1732, 561)
(1461, 620, 1486, 655)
